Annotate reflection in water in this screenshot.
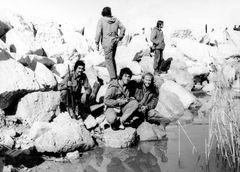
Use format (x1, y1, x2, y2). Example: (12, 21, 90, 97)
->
(122, 141, 165, 172)
(82, 139, 168, 172)
(23, 125, 234, 172)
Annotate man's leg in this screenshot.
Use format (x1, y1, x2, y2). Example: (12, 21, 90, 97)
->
(158, 49, 164, 73)
(105, 108, 118, 125)
(89, 80, 102, 105)
(153, 49, 160, 74)
(104, 46, 117, 80)
(120, 99, 139, 124)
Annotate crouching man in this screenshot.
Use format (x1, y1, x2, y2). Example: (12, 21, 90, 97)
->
(58, 60, 102, 119)
(104, 67, 138, 130)
(134, 72, 159, 121)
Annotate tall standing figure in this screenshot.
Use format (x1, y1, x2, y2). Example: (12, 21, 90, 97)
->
(95, 6, 126, 80)
(150, 20, 165, 75)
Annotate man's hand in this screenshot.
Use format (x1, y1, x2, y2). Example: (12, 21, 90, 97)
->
(96, 44, 99, 51)
(81, 93, 87, 104)
(141, 106, 148, 113)
(140, 106, 148, 114)
(118, 98, 128, 106)
(67, 81, 72, 87)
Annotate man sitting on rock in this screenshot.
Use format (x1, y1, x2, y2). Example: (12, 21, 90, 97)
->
(104, 67, 139, 130)
(58, 60, 103, 119)
(133, 72, 159, 123)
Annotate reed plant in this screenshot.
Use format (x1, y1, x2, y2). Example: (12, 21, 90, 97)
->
(205, 68, 240, 170)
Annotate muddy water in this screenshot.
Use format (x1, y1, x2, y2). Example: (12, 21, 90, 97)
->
(29, 124, 232, 172)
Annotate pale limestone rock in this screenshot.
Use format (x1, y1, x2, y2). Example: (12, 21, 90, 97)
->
(84, 115, 97, 129)
(154, 88, 184, 122)
(161, 80, 196, 109)
(34, 62, 57, 89)
(139, 56, 154, 73)
(66, 151, 80, 161)
(15, 91, 61, 125)
(0, 50, 41, 109)
(51, 63, 68, 78)
(103, 127, 137, 148)
(5, 28, 34, 55)
(137, 122, 166, 141)
(34, 113, 94, 153)
(28, 121, 52, 140)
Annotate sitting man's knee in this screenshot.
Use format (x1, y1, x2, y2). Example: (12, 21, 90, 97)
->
(105, 108, 117, 124)
(129, 99, 139, 108)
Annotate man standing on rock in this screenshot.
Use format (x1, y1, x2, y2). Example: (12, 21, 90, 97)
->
(104, 67, 138, 130)
(150, 20, 165, 75)
(95, 6, 126, 81)
(58, 60, 103, 119)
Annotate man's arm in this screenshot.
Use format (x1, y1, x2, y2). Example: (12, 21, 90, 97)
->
(150, 29, 158, 45)
(95, 19, 102, 47)
(83, 75, 92, 95)
(147, 88, 159, 110)
(104, 87, 120, 107)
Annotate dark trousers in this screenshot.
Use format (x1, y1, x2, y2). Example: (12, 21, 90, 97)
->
(153, 49, 164, 73)
(60, 81, 102, 119)
(103, 43, 118, 80)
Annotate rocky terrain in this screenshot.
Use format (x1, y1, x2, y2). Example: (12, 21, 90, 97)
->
(0, 11, 240, 171)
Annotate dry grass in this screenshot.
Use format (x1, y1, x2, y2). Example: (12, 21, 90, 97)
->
(205, 69, 240, 170)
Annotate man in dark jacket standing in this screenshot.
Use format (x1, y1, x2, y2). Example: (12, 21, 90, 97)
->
(150, 20, 165, 75)
(95, 7, 126, 81)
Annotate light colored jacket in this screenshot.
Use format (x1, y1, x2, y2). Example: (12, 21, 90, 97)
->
(150, 27, 165, 50)
(95, 16, 125, 49)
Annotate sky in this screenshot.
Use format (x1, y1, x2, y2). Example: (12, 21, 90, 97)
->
(1, 0, 240, 36)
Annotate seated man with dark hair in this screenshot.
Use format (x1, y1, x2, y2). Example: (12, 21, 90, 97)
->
(58, 60, 102, 119)
(104, 67, 139, 130)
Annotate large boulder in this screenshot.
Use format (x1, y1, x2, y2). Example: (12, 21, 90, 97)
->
(33, 113, 94, 153)
(0, 50, 41, 109)
(137, 122, 166, 141)
(34, 62, 57, 89)
(17, 54, 55, 69)
(161, 80, 196, 109)
(0, 20, 12, 39)
(176, 38, 214, 65)
(154, 88, 184, 122)
(102, 127, 137, 148)
(83, 51, 105, 68)
(168, 59, 194, 90)
(139, 56, 154, 73)
(5, 29, 34, 55)
(15, 91, 60, 125)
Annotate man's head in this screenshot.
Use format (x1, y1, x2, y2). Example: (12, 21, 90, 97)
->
(157, 20, 164, 29)
(142, 72, 154, 88)
(74, 60, 85, 76)
(119, 67, 132, 85)
(101, 7, 112, 17)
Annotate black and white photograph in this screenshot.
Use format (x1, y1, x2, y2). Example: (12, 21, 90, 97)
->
(0, 0, 240, 171)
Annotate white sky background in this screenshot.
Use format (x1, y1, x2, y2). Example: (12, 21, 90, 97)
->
(1, 0, 240, 37)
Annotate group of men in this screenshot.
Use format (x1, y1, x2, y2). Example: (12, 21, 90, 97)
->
(58, 6, 165, 130)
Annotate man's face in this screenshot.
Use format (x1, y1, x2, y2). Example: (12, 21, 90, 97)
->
(158, 23, 164, 29)
(121, 73, 131, 85)
(143, 75, 152, 88)
(75, 65, 84, 76)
